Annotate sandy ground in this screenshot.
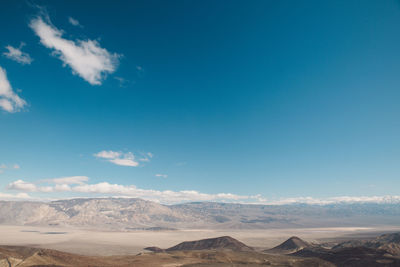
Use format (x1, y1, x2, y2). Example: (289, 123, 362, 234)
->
(0, 225, 399, 256)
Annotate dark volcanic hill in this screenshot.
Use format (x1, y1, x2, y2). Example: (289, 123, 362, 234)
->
(166, 236, 254, 252)
(293, 246, 400, 267)
(265, 236, 311, 254)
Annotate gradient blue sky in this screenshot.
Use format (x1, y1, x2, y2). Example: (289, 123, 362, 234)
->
(0, 0, 400, 203)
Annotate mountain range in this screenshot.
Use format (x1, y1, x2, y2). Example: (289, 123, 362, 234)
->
(1, 197, 400, 230)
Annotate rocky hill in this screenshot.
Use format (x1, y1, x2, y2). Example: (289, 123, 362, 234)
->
(293, 246, 400, 266)
(333, 232, 400, 256)
(265, 236, 311, 254)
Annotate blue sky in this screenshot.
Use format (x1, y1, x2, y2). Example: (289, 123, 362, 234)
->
(1, 0, 400, 204)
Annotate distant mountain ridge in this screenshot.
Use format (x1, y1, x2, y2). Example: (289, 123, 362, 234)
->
(0, 198, 400, 230)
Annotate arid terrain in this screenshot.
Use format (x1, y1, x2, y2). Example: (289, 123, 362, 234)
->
(1, 198, 400, 266)
(1, 232, 400, 266)
(1, 224, 400, 256)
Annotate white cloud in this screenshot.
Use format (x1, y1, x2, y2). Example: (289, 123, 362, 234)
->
(3, 43, 33, 65)
(30, 15, 119, 85)
(67, 182, 253, 204)
(94, 150, 139, 167)
(155, 174, 168, 178)
(68, 17, 81, 27)
(7, 176, 87, 193)
(7, 180, 72, 193)
(54, 184, 72, 192)
(8, 177, 400, 205)
(7, 178, 257, 204)
(13, 164, 20, 169)
(7, 180, 37, 192)
(38, 186, 54, 193)
(94, 150, 121, 159)
(0, 66, 27, 113)
(41, 176, 88, 185)
(109, 157, 138, 167)
(266, 196, 400, 205)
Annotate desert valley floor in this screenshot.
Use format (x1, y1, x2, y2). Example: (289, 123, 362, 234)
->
(0, 225, 399, 256)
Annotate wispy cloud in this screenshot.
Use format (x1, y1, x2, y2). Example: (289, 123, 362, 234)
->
(40, 176, 89, 185)
(68, 17, 81, 27)
(114, 76, 132, 88)
(136, 65, 144, 75)
(29, 13, 120, 85)
(155, 174, 168, 178)
(0, 164, 20, 170)
(0, 66, 27, 113)
(0, 164, 5, 174)
(3, 43, 33, 65)
(94, 150, 139, 167)
(138, 152, 153, 162)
